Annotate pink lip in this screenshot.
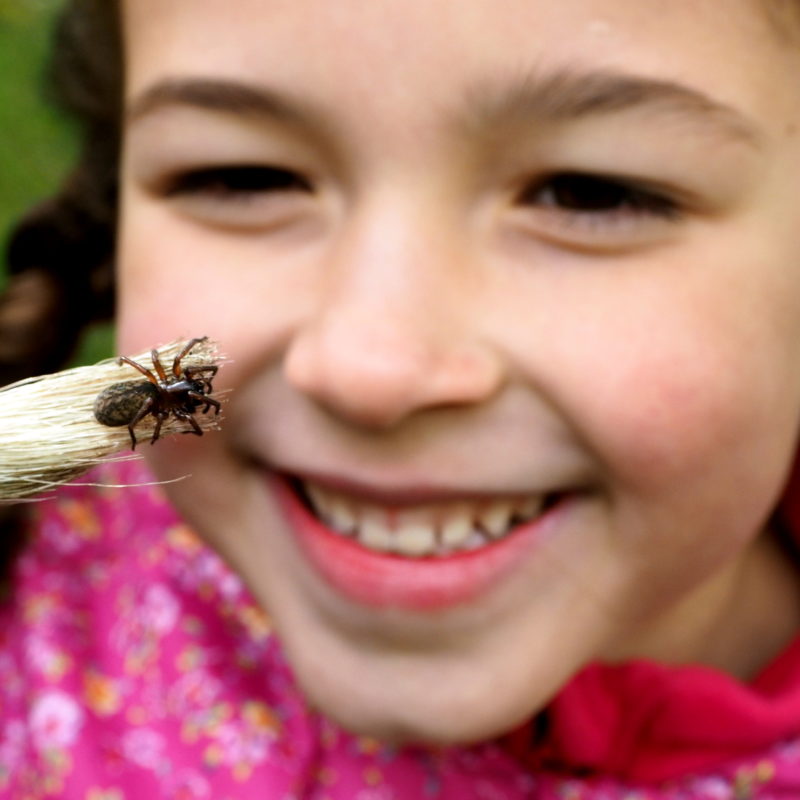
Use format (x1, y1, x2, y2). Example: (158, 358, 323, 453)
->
(270, 474, 564, 612)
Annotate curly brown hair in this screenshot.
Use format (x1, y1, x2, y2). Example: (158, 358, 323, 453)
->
(0, 0, 121, 583)
(2, 0, 120, 386)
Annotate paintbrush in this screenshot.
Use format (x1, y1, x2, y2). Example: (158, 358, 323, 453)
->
(0, 337, 225, 501)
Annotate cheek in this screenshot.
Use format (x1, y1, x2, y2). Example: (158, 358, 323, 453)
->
(115, 206, 316, 380)
(116, 228, 233, 353)
(492, 211, 800, 494)
(526, 267, 798, 501)
(557, 323, 799, 623)
(593, 350, 739, 480)
(575, 325, 796, 514)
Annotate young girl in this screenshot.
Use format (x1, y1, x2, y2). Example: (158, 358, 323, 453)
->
(4, 0, 800, 796)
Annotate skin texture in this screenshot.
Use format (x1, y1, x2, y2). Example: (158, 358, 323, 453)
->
(118, 0, 800, 745)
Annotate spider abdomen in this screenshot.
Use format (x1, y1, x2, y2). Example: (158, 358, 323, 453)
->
(93, 381, 160, 427)
(93, 338, 221, 449)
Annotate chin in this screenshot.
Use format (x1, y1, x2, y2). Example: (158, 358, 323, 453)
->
(288, 650, 551, 747)
(309, 693, 521, 747)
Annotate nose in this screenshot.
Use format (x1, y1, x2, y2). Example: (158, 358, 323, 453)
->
(283, 203, 503, 429)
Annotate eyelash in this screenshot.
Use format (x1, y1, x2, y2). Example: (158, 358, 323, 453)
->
(162, 164, 682, 237)
(163, 165, 311, 198)
(518, 172, 681, 221)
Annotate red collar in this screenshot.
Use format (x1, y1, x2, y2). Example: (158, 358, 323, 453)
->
(502, 452, 800, 784)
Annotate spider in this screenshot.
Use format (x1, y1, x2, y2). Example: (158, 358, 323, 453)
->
(93, 337, 221, 449)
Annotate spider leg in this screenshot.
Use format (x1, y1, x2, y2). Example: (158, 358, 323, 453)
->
(118, 355, 159, 385)
(184, 367, 218, 396)
(184, 365, 218, 396)
(150, 349, 169, 384)
(188, 391, 221, 415)
(126, 395, 155, 450)
(184, 364, 218, 380)
(175, 410, 204, 436)
(173, 337, 208, 378)
(150, 412, 166, 444)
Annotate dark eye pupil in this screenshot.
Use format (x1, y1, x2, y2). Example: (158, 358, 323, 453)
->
(219, 166, 306, 192)
(548, 174, 629, 211)
(172, 166, 310, 195)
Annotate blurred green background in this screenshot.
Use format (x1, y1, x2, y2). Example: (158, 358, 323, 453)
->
(0, 0, 112, 364)
(0, 0, 74, 281)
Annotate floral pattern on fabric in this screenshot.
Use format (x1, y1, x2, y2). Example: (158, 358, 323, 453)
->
(0, 460, 799, 798)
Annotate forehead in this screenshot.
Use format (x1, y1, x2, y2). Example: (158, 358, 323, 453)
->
(121, 0, 783, 59)
(121, 0, 800, 136)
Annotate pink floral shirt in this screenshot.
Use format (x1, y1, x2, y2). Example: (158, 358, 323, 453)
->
(2, 460, 800, 798)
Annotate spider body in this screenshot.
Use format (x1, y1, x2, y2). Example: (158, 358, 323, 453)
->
(93, 381, 161, 428)
(93, 337, 221, 449)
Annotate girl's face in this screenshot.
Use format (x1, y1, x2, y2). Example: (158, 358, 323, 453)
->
(119, 0, 800, 743)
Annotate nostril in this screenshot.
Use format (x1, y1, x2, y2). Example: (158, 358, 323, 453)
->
(283, 307, 504, 428)
(283, 323, 432, 427)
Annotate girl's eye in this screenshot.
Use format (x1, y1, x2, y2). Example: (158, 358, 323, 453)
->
(518, 172, 680, 220)
(163, 165, 312, 198)
(157, 164, 315, 231)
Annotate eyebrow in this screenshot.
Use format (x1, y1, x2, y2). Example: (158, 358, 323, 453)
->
(127, 69, 762, 148)
(462, 68, 762, 147)
(127, 77, 317, 127)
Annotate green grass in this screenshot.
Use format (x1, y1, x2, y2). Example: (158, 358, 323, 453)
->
(0, 0, 113, 363)
(0, 1, 77, 279)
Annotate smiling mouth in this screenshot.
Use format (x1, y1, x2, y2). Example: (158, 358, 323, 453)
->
(294, 478, 564, 558)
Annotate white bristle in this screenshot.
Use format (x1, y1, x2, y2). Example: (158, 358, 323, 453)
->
(0, 338, 227, 501)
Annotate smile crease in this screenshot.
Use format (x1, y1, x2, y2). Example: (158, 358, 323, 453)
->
(297, 479, 556, 558)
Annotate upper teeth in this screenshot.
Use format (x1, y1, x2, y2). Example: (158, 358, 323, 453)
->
(302, 481, 546, 558)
